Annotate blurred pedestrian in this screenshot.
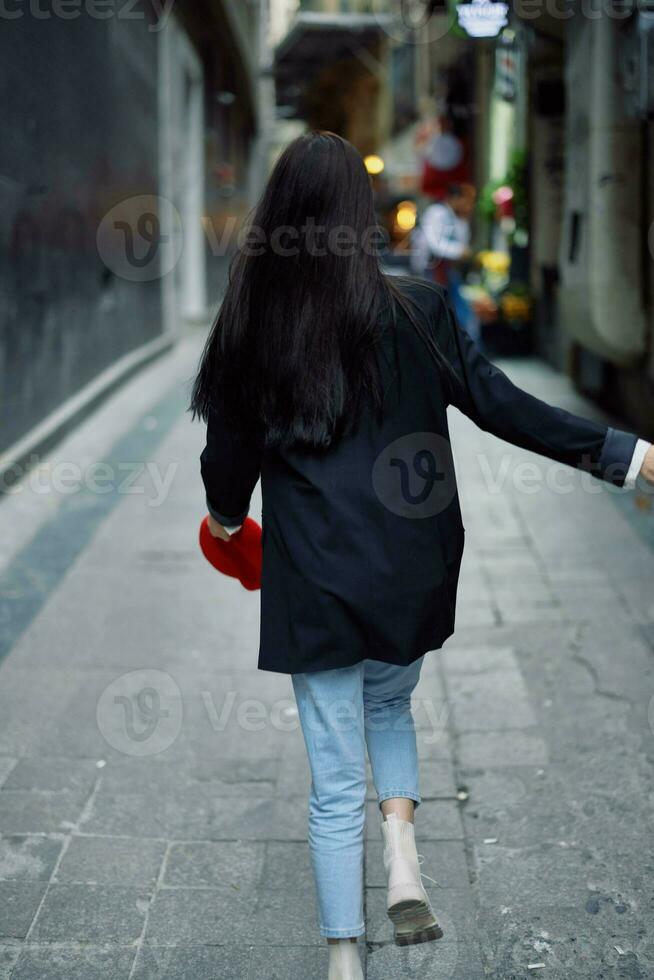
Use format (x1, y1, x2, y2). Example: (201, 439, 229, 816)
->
(191, 132, 653, 980)
(411, 183, 481, 345)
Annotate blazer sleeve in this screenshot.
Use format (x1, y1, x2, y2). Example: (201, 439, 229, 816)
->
(200, 403, 262, 525)
(434, 288, 638, 488)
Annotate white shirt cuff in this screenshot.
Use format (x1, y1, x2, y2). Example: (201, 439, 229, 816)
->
(624, 439, 651, 489)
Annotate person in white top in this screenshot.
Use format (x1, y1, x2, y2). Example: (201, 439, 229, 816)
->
(411, 184, 480, 344)
(411, 189, 473, 269)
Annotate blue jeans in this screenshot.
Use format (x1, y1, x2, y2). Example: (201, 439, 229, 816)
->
(291, 657, 424, 938)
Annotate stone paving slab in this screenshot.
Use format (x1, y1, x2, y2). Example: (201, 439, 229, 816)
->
(248, 890, 324, 946)
(27, 884, 149, 943)
(247, 946, 331, 979)
(0, 837, 63, 882)
(0, 883, 46, 940)
(259, 841, 314, 893)
(142, 888, 254, 946)
(457, 730, 549, 769)
(2, 758, 100, 795)
(366, 940, 485, 980)
(0, 947, 20, 980)
(101, 756, 280, 798)
(56, 836, 166, 887)
(445, 667, 538, 732)
(164, 840, 265, 890)
(0, 791, 89, 835)
(0, 764, 16, 791)
(475, 905, 654, 980)
(143, 886, 325, 948)
(132, 944, 251, 980)
(81, 792, 308, 841)
(9, 945, 137, 980)
(415, 729, 453, 761)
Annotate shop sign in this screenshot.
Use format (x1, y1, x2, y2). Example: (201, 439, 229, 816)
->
(457, 0, 509, 38)
(495, 36, 520, 102)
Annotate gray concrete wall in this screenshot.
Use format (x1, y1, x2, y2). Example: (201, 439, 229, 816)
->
(0, 9, 162, 453)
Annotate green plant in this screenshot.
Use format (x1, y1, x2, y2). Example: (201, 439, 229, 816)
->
(505, 148, 528, 233)
(503, 280, 531, 298)
(478, 179, 504, 223)
(477, 150, 529, 236)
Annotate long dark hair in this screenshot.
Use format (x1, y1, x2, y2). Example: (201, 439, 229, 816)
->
(190, 131, 450, 450)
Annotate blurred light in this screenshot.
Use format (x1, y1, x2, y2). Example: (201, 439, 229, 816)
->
(396, 201, 417, 232)
(492, 185, 513, 205)
(364, 154, 385, 176)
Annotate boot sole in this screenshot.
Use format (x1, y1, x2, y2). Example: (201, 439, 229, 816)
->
(395, 924, 444, 946)
(387, 899, 444, 946)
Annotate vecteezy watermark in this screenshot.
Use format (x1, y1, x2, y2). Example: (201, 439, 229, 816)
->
(96, 669, 183, 757)
(201, 691, 449, 743)
(373, 432, 458, 519)
(371, 0, 457, 45)
(99, 205, 392, 281)
(371, 435, 652, 512)
(207, 218, 390, 260)
(96, 677, 449, 754)
(476, 452, 654, 497)
(370, 0, 643, 46)
(0, 0, 175, 30)
(0, 454, 179, 507)
(96, 195, 183, 282)
(512, 0, 642, 20)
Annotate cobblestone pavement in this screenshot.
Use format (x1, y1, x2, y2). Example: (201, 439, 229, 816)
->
(1, 332, 653, 979)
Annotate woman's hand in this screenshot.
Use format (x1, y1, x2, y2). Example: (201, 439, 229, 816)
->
(207, 514, 232, 541)
(640, 444, 654, 485)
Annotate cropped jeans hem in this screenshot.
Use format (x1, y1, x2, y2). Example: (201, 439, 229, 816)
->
(320, 923, 366, 939)
(377, 789, 421, 809)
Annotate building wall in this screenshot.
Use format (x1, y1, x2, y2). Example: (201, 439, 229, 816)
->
(0, 9, 162, 454)
(528, 54, 566, 370)
(201, 27, 259, 304)
(558, 16, 647, 367)
(647, 119, 654, 387)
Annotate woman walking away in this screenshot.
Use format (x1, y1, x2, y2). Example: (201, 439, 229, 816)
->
(190, 132, 654, 979)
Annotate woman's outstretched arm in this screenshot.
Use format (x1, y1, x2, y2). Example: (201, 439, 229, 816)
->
(433, 288, 651, 488)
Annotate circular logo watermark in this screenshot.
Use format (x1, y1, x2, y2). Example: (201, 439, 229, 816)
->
(372, 432, 457, 519)
(96, 194, 182, 282)
(371, 0, 457, 45)
(96, 669, 183, 756)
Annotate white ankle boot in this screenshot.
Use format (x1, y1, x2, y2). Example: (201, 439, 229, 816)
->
(327, 940, 363, 980)
(381, 813, 443, 946)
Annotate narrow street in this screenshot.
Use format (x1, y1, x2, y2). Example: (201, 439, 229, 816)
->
(1, 332, 653, 980)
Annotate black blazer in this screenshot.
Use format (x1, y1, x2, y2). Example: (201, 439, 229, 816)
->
(200, 280, 638, 674)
